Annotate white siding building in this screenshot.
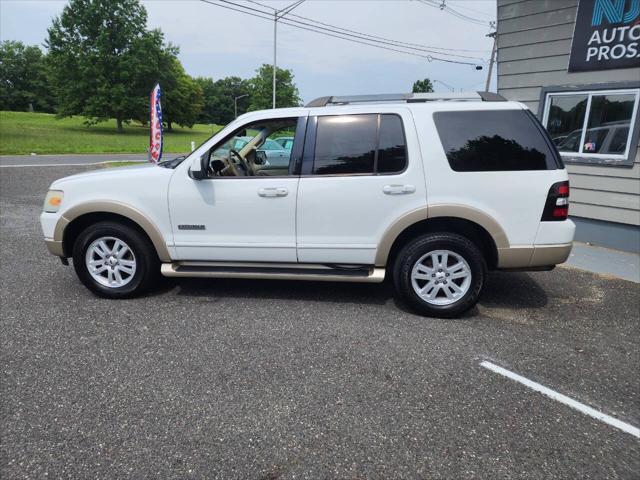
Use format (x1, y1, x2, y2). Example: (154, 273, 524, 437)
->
(497, 0, 640, 252)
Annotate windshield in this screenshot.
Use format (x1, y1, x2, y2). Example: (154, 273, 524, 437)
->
(262, 139, 283, 151)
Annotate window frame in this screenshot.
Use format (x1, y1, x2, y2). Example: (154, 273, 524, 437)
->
(301, 113, 409, 177)
(539, 82, 640, 167)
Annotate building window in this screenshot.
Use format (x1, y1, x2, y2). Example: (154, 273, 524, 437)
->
(542, 88, 639, 164)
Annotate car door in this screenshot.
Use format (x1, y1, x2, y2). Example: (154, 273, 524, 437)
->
(296, 109, 426, 265)
(168, 115, 307, 262)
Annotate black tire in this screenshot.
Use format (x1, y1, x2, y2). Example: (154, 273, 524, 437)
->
(392, 232, 486, 318)
(72, 221, 160, 299)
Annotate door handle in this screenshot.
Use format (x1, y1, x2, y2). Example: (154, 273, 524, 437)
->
(383, 184, 416, 195)
(258, 187, 288, 197)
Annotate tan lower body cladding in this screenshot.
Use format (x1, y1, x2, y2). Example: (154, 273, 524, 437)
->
(497, 243, 573, 269)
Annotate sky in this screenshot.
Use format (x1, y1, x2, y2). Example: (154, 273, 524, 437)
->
(0, 0, 497, 104)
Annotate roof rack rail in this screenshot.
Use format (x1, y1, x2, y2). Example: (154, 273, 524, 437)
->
(304, 91, 506, 107)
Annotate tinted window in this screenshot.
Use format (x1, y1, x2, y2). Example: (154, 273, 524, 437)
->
(546, 94, 587, 153)
(313, 114, 377, 175)
(607, 127, 629, 154)
(585, 93, 635, 154)
(377, 114, 407, 173)
(434, 110, 557, 171)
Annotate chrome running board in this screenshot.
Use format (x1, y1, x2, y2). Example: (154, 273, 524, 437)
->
(161, 262, 385, 283)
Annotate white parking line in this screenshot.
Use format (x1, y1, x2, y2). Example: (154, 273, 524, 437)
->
(0, 160, 147, 168)
(480, 360, 640, 438)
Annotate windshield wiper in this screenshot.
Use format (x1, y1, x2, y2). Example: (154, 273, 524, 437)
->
(158, 155, 186, 169)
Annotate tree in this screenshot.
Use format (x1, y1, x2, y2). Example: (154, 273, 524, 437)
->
(195, 76, 250, 125)
(247, 64, 301, 111)
(412, 78, 434, 93)
(158, 56, 203, 130)
(0, 41, 55, 112)
(46, 0, 176, 132)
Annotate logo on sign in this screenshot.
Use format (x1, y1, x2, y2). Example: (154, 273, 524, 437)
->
(569, 0, 640, 72)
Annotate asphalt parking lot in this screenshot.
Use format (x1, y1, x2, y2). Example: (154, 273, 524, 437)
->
(1, 164, 639, 479)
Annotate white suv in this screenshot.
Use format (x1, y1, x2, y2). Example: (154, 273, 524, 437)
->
(41, 92, 575, 317)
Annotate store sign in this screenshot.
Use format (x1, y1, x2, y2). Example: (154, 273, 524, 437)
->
(568, 0, 640, 72)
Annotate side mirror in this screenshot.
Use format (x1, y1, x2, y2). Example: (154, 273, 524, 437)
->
(189, 153, 209, 180)
(211, 159, 225, 173)
(255, 150, 267, 165)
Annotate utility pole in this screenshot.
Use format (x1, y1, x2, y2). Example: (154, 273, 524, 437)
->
(234, 94, 249, 118)
(272, 0, 305, 109)
(485, 31, 497, 92)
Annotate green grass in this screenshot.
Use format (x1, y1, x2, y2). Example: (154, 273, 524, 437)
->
(0, 111, 224, 155)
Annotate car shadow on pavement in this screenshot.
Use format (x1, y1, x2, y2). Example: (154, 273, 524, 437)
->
(164, 270, 549, 313)
(480, 271, 549, 309)
(168, 277, 394, 306)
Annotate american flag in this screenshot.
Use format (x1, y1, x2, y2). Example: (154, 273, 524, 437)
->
(149, 83, 163, 163)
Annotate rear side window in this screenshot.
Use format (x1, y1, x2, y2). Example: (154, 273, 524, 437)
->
(377, 114, 407, 173)
(314, 114, 377, 174)
(312, 114, 407, 175)
(433, 110, 558, 171)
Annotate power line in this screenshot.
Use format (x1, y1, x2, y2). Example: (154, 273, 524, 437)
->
(446, 0, 495, 18)
(245, 0, 491, 54)
(208, 0, 487, 64)
(416, 0, 494, 27)
(218, 0, 486, 61)
(417, 0, 485, 25)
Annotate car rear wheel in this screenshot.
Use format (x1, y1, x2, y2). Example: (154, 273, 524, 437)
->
(72, 221, 159, 298)
(393, 232, 486, 318)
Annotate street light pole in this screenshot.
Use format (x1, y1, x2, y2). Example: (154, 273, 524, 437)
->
(234, 94, 249, 118)
(272, 0, 305, 109)
(273, 11, 277, 109)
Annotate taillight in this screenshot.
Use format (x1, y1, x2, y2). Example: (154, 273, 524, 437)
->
(541, 181, 570, 221)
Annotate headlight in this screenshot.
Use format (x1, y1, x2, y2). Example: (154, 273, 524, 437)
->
(43, 190, 64, 213)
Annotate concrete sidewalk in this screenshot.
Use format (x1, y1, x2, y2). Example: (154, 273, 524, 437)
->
(564, 242, 640, 283)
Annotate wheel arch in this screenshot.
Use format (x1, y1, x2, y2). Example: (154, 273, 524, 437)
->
(376, 205, 509, 269)
(55, 202, 171, 262)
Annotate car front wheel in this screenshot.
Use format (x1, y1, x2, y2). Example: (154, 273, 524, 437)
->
(393, 233, 486, 318)
(72, 221, 159, 298)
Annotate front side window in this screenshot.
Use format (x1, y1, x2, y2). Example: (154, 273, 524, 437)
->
(433, 110, 558, 172)
(312, 114, 407, 175)
(207, 118, 298, 177)
(543, 89, 639, 162)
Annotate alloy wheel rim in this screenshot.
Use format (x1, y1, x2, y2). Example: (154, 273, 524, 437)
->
(85, 236, 137, 288)
(411, 249, 472, 306)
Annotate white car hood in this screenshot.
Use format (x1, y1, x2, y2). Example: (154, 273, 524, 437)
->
(50, 163, 167, 189)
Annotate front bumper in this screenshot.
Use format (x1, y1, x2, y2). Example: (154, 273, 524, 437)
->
(44, 239, 65, 257)
(41, 211, 66, 258)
